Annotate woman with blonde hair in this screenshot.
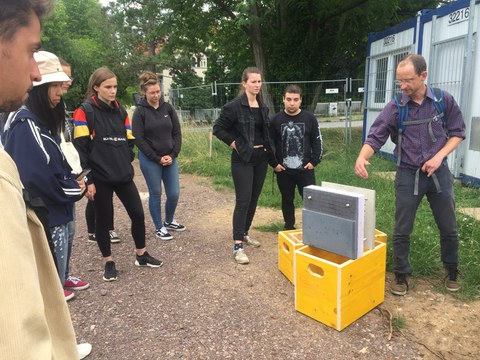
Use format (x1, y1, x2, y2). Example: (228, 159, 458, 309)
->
(73, 67, 162, 281)
(132, 71, 184, 241)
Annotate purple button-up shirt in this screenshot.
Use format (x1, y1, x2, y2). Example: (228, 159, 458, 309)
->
(365, 86, 465, 169)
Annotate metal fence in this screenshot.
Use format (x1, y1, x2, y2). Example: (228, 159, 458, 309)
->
(169, 78, 364, 124)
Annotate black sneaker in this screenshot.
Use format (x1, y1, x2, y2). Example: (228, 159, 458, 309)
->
(164, 220, 186, 232)
(88, 233, 96, 243)
(155, 227, 173, 241)
(135, 251, 163, 268)
(390, 273, 408, 296)
(103, 261, 117, 282)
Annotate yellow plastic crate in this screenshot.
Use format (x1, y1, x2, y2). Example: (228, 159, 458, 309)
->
(294, 240, 386, 331)
(278, 230, 304, 284)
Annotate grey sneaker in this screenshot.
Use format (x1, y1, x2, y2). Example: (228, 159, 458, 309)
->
(109, 230, 121, 243)
(234, 248, 249, 264)
(445, 266, 460, 292)
(243, 235, 260, 248)
(390, 273, 408, 296)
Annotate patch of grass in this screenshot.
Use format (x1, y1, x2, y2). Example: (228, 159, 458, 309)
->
(254, 222, 284, 233)
(179, 125, 480, 299)
(392, 314, 407, 332)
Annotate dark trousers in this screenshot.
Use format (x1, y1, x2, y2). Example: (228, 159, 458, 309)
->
(93, 179, 146, 257)
(231, 149, 268, 240)
(276, 169, 316, 229)
(85, 199, 114, 234)
(393, 163, 458, 275)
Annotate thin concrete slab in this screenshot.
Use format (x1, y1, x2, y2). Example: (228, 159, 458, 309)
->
(458, 208, 480, 221)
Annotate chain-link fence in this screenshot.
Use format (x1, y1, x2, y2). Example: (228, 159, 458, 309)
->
(169, 78, 364, 124)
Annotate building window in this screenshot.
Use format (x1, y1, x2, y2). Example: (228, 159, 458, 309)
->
(374, 57, 388, 103)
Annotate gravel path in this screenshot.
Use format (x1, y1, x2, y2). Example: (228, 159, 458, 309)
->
(67, 161, 477, 359)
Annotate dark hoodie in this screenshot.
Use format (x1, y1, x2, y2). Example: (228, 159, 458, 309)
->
(73, 96, 135, 183)
(131, 98, 181, 163)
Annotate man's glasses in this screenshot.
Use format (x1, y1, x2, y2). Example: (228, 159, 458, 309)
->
(394, 78, 416, 86)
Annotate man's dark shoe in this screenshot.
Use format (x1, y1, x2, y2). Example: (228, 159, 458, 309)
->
(445, 266, 460, 292)
(390, 273, 408, 296)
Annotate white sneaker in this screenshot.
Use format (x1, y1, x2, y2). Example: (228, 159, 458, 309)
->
(234, 249, 249, 264)
(155, 227, 173, 241)
(164, 219, 186, 232)
(243, 235, 261, 248)
(109, 230, 121, 243)
(77, 342, 92, 359)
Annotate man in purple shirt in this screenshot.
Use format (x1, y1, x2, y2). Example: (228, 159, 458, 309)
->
(355, 54, 465, 296)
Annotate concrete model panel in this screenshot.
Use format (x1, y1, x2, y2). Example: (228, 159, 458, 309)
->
(321, 182, 376, 250)
(302, 185, 365, 259)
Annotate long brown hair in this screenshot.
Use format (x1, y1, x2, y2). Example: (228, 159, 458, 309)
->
(238, 66, 262, 97)
(85, 66, 116, 100)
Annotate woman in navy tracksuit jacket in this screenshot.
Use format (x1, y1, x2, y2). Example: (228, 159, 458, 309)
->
(2, 69, 82, 287)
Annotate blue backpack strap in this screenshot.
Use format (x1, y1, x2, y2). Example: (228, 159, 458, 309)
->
(431, 86, 445, 114)
(394, 93, 409, 134)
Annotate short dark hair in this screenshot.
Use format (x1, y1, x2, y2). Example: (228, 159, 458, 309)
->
(399, 54, 427, 76)
(284, 84, 302, 97)
(0, 0, 55, 43)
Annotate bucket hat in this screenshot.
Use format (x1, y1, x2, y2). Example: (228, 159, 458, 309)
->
(33, 51, 71, 87)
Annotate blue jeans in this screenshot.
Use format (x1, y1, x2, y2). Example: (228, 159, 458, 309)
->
(65, 207, 76, 282)
(139, 151, 180, 229)
(50, 223, 70, 285)
(393, 163, 458, 275)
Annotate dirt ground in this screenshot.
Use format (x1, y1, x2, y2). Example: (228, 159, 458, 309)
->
(68, 160, 480, 359)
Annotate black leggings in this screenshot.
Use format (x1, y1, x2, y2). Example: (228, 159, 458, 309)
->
(231, 148, 268, 240)
(86, 199, 114, 233)
(93, 179, 145, 257)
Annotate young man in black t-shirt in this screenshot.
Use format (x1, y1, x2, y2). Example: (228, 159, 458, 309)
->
(270, 85, 323, 230)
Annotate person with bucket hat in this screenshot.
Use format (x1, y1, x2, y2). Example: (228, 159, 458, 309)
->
(0, 3, 91, 358)
(2, 50, 84, 299)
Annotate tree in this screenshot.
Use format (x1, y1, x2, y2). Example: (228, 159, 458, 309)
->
(42, 0, 119, 107)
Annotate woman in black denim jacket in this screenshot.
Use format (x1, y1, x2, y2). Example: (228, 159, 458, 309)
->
(213, 67, 275, 265)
